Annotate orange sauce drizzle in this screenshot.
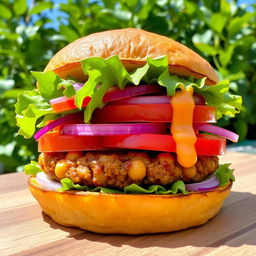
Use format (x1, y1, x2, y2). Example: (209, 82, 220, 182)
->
(170, 85, 197, 168)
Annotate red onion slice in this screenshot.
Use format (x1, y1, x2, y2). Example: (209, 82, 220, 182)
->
(194, 123, 239, 142)
(50, 96, 70, 105)
(109, 94, 205, 105)
(185, 175, 220, 192)
(36, 172, 62, 191)
(34, 112, 82, 141)
(72, 82, 83, 91)
(103, 84, 165, 103)
(60, 123, 167, 136)
(100, 84, 164, 99)
(109, 96, 170, 105)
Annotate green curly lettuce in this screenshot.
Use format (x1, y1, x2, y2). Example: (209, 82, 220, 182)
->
(15, 71, 76, 138)
(58, 177, 188, 195)
(215, 163, 235, 186)
(15, 90, 53, 138)
(15, 56, 242, 138)
(24, 161, 43, 175)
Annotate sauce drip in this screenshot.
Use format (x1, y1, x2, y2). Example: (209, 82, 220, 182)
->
(170, 85, 197, 168)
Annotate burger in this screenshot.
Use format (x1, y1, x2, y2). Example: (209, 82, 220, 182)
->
(16, 28, 242, 234)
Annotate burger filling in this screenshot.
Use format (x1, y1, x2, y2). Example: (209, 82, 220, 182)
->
(38, 151, 218, 189)
(18, 56, 240, 193)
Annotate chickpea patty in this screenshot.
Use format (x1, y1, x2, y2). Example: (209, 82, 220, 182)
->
(38, 151, 219, 189)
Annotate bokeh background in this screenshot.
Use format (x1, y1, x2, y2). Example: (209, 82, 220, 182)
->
(0, 0, 255, 174)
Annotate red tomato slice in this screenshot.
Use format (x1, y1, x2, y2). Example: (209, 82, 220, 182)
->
(51, 96, 90, 113)
(103, 134, 226, 156)
(38, 132, 105, 152)
(92, 104, 216, 123)
(39, 132, 225, 156)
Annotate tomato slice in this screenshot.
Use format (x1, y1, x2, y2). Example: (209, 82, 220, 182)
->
(38, 132, 104, 152)
(103, 134, 226, 156)
(92, 104, 216, 123)
(51, 96, 90, 113)
(39, 132, 225, 156)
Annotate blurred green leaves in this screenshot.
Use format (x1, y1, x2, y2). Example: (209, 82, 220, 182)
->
(13, 0, 27, 16)
(28, 2, 53, 15)
(0, 0, 255, 173)
(0, 4, 12, 19)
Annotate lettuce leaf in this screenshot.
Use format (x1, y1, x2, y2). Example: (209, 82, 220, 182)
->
(15, 89, 54, 138)
(57, 80, 76, 97)
(215, 163, 235, 186)
(59, 178, 123, 193)
(24, 161, 43, 175)
(193, 79, 242, 119)
(15, 71, 76, 138)
(124, 180, 188, 194)
(158, 71, 242, 118)
(158, 70, 194, 95)
(58, 177, 188, 194)
(32, 70, 77, 99)
(132, 56, 169, 84)
(59, 178, 89, 192)
(31, 71, 63, 100)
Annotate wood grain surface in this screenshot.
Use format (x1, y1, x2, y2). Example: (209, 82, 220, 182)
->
(0, 152, 256, 256)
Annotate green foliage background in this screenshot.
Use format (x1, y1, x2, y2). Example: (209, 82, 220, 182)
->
(0, 0, 255, 173)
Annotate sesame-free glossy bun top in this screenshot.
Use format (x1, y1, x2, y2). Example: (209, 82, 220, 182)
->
(45, 28, 218, 85)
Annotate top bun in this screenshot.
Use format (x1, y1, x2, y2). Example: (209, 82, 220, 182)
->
(45, 28, 218, 85)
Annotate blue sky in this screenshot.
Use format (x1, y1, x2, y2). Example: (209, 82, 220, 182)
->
(238, 0, 255, 4)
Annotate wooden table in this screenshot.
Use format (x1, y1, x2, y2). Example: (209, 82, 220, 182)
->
(1, 152, 256, 256)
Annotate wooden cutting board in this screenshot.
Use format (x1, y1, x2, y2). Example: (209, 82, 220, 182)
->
(0, 152, 256, 256)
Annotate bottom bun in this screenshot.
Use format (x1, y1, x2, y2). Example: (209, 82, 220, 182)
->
(28, 178, 232, 234)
